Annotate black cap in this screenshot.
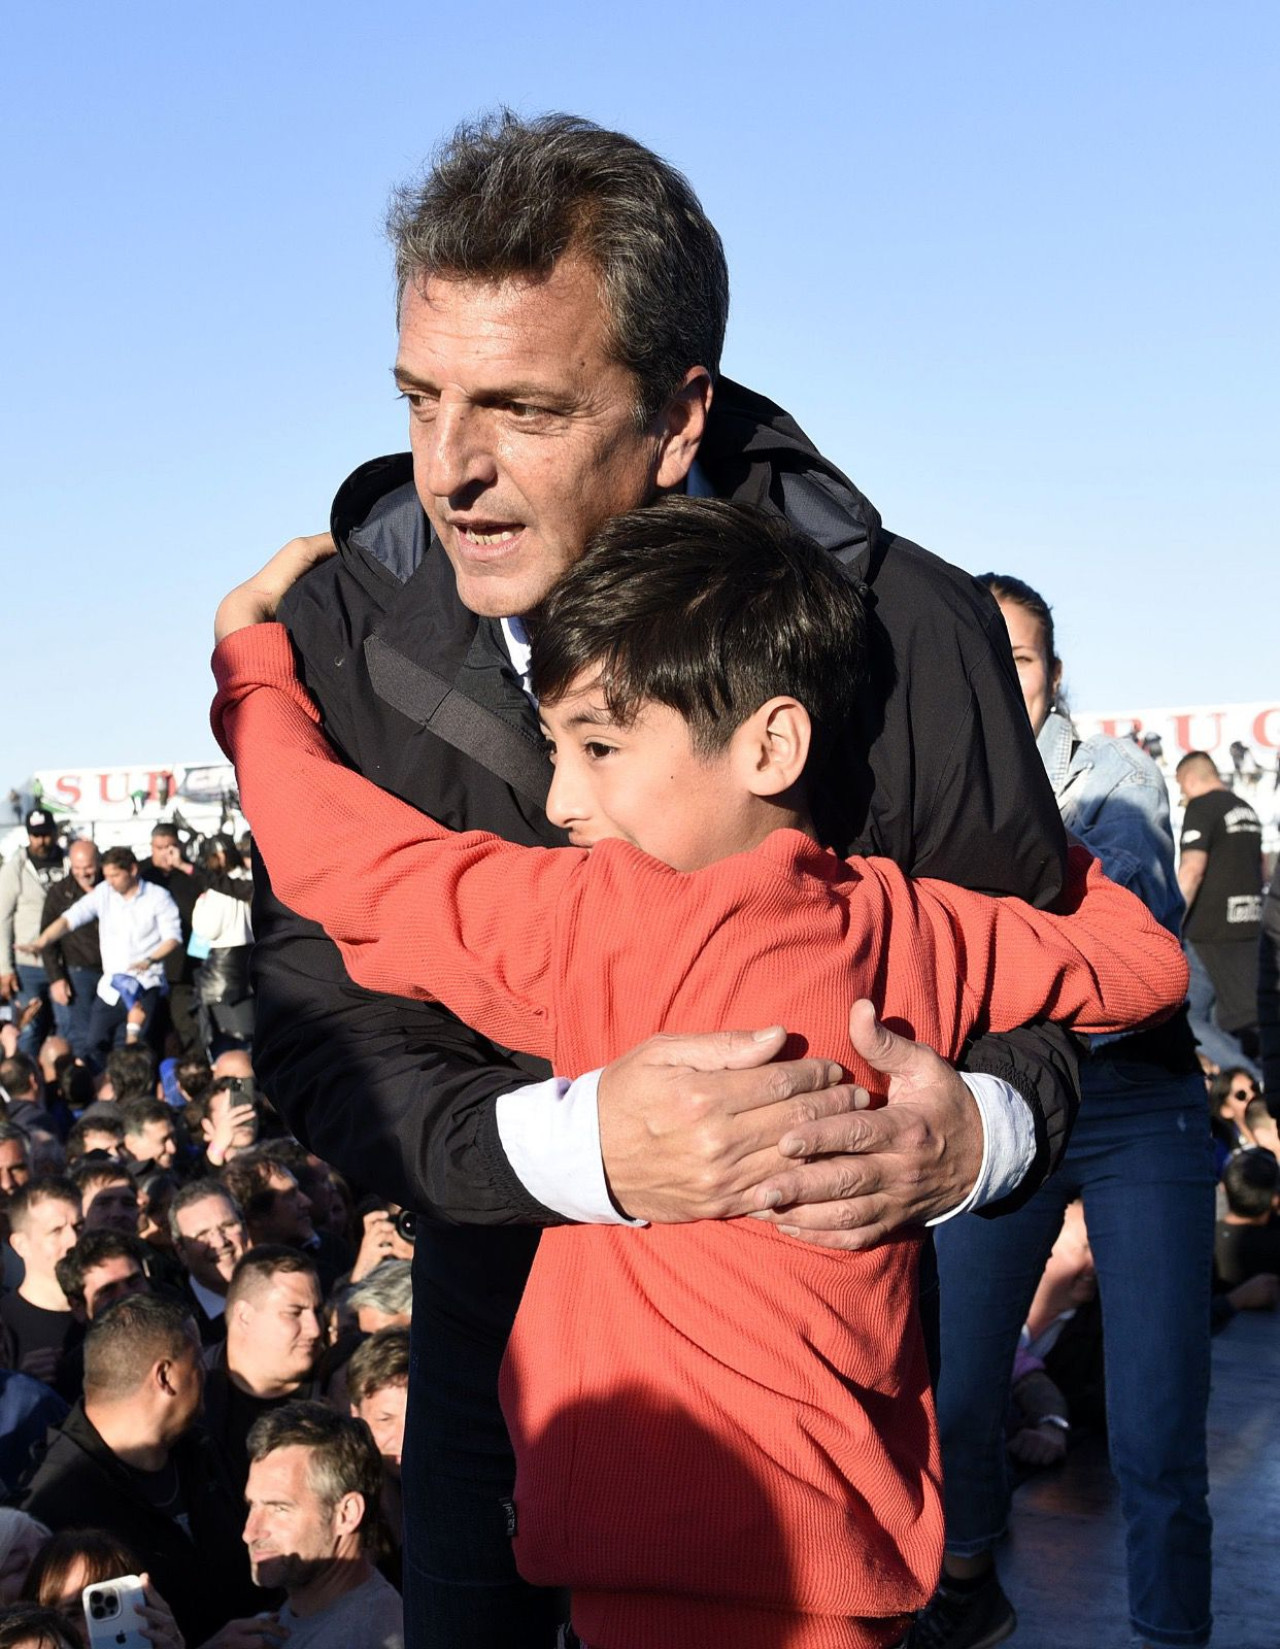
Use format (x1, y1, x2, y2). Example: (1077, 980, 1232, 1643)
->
(25, 808, 56, 833)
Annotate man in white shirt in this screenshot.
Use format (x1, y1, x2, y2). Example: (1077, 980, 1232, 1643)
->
(244, 1400, 403, 1647)
(26, 846, 181, 1068)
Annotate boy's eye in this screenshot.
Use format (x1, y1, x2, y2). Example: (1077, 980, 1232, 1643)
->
(583, 741, 616, 760)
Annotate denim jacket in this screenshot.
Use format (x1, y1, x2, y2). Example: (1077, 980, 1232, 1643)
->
(1036, 708, 1184, 939)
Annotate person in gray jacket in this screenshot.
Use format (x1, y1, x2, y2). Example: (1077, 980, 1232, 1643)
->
(0, 810, 65, 1058)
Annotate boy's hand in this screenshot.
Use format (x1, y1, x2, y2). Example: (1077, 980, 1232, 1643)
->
(215, 533, 336, 642)
(748, 1000, 984, 1248)
(597, 1026, 866, 1222)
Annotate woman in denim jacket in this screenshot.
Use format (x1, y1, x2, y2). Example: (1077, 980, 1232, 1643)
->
(915, 576, 1215, 1649)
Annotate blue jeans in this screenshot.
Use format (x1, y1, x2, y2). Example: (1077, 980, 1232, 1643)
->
(86, 987, 162, 1068)
(1184, 942, 1261, 1080)
(14, 962, 52, 1059)
(934, 1058, 1215, 1648)
(56, 967, 102, 1061)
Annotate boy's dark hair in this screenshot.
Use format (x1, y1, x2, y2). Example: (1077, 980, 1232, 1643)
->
(221, 1145, 291, 1223)
(177, 1057, 214, 1104)
(530, 497, 866, 830)
(101, 845, 138, 872)
(21, 1529, 142, 1614)
(57, 1059, 96, 1114)
(55, 1228, 150, 1312)
(1223, 1147, 1280, 1219)
(106, 1045, 155, 1102)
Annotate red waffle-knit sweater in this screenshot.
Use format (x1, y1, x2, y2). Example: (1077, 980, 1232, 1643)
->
(213, 626, 1187, 1649)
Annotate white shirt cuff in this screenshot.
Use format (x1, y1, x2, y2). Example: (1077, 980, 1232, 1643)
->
(495, 1070, 647, 1226)
(926, 1073, 1036, 1226)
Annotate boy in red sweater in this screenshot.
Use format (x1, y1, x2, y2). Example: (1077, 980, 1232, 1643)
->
(212, 499, 1185, 1649)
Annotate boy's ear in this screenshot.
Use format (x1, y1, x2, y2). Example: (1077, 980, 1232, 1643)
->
(734, 697, 811, 796)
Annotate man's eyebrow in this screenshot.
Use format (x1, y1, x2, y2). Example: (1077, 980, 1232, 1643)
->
(392, 364, 571, 408)
(392, 366, 437, 393)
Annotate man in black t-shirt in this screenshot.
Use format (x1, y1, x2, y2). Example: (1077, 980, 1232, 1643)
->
(1177, 750, 1264, 1063)
(0, 1179, 83, 1388)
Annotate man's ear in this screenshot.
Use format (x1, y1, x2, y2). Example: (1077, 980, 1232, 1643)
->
(333, 1490, 365, 1539)
(652, 367, 713, 491)
(733, 698, 812, 797)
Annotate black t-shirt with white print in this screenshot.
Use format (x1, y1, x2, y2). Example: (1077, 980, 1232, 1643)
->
(1181, 788, 1263, 944)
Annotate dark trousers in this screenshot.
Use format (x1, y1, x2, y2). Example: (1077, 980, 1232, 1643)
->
(13, 962, 52, 1059)
(56, 967, 102, 1061)
(403, 1229, 564, 1648)
(86, 987, 162, 1069)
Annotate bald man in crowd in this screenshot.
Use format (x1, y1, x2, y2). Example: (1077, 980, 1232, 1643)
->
(39, 839, 103, 1062)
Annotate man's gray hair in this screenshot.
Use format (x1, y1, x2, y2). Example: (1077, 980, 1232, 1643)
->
(347, 1258, 412, 1319)
(246, 1399, 384, 1548)
(168, 1175, 245, 1245)
(387, 109, 729, 427)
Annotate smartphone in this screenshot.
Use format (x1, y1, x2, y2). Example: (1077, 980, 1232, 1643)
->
(82, 1574, 149, 1649)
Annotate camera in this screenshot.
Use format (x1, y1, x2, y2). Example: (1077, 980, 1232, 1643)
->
(394, 1208, 418, 1244)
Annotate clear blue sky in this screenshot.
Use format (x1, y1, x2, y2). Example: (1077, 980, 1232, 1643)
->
(4, 1, 1276, 784)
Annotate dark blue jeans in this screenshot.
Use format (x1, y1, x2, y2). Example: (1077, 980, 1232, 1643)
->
(934, 1058, 1215, 1648)
(402, 1228, 564, 1647)
(85, 986, 162, 1069)
(14, 962, 52, 1059)
(57, 967, 102, 1061)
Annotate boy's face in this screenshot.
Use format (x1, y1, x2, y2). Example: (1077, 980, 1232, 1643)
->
(541, 674, 770, 872)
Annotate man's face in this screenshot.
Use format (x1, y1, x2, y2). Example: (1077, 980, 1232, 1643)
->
(68, 843, 101, 893)
(150, 834, 181, 870)
(244, 1444, 346, 1591)
(82, 1177, 140, 1236)
(354, 1381, 407, 1479)
(126, 1118, 177, 1170)
(14, 1196, 83, 1278)
(102, 862, 138, 895)
(261, 1170, 314, 1245)
(26, 827, 57, 863)
(81, 1254, 149, 1320)
(79, 1125, 122, 1156)
(236, 1271, 323, 1384)
(174, 1193, 247, 1291)
(395, 258, 702, 619)
(0, 1139, 30, 1203)
(203, 1086, 258, 1154)
(541, 672, 760, 872)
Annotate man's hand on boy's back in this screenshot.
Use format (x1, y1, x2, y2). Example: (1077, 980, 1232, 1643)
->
(597, 1009, 983, 1244)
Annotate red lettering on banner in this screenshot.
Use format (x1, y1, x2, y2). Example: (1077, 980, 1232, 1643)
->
(98, 772, 130, 804)
(54, 774, 82, 806)
(1253, 708, 1280, 750)
(1171, 712, 1224, 754)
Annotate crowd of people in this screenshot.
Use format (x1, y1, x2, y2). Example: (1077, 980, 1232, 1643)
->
(0, 834, 416, 1644)
(3, 109, 1279, 1649)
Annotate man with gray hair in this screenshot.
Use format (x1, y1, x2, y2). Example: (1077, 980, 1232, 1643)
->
(250, 111, 1081, 1642)
(244, 1400, 403, 1646)
(348, 1260, 411, 1334)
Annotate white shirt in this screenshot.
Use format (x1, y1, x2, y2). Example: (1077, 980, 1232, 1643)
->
(63, 878, 182, 1006)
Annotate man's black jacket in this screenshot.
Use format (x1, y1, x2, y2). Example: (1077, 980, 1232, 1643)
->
(251, 377, 1079, 1347)
(40, 874, 101, 981)
(14, 1401, 262, 1641)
